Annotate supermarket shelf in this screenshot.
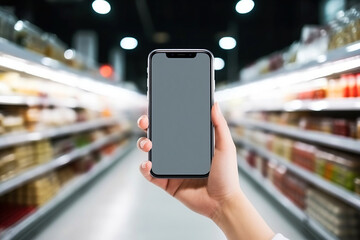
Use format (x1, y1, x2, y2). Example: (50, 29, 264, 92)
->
(234, 119, 360, 154)
(233, 135, 360, 210)
(0, 139, 134, 240)
(0, 130, 130, 196)
(243, 98, 360, 112)
(0, 37, 114, 86)
(216, 41, 360, 101)
(0, 95, 93, 109)
(0, 37, 145, 103)
(237, 158, 339, 240)
(0, 118, 118, 150)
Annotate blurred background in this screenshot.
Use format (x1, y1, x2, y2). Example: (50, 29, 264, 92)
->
(0, 0, 359, 240)
(1, 0, 357, 90)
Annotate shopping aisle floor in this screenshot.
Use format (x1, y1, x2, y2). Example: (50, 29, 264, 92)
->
(34, 149, 224, 240)
(34, 148, 311, 240)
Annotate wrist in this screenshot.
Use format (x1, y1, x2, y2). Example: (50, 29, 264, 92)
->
(210, 190, 245, 224)
(211, 190, 275, 240)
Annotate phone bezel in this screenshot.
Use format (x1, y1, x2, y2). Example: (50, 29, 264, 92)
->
(147, 49, 214, 178)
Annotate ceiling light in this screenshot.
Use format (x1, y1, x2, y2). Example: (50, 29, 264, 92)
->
(214, 57, 225, 70)
(64, 49, 75, 60)
(236, 0, 255, 14)
(120, 37, 138, 50)
(14, 21, 24, 31)
(92, 0, 111, 15)
(219, 37, 237, 50)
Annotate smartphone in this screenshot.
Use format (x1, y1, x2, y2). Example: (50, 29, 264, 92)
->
(147, 49, 214, 178)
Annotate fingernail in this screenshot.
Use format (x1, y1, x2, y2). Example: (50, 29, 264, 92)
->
(140, 139, 147, 148)
(141, 161, 147, 169)
(137, 116, 144, 126)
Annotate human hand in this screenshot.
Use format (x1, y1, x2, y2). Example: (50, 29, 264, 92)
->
(137, 103, 241, 219)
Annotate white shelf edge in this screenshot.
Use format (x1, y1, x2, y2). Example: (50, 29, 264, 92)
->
(216, 40, 360, 93)
(235, 119, 360, 154)
(0, 131, 130, 195)
(0, 95, 100, 110)
(0, 118, 118, 150)
(237, 157, 340, 240)
(233, 136, 360, 210)
(0, 37, 116, 88)
(243, 98, 360, 112)
(0, 140, 134, 240)
(0, 38, 145, 102)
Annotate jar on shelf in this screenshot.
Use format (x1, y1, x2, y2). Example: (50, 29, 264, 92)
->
(319, 118, 333, 134)
(332, 119, 350, 137)
(345, 6, 360, 44)
(328, 20, 345, 50)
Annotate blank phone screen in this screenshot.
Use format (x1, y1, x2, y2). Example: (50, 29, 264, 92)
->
(149, 51, 212, 177)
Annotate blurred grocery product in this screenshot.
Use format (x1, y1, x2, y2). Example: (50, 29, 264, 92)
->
(306, 189, 360, 239)
(240, 5, 360, 82)
(328, 5, 360, 50)
(283, 173, 308, 209)
(0, 15, 94, 71)
(315, 149, 360, 191)
(235, 127, 360, 194)
(292, 142, 316, 172)
(0, 151, 16, 181)
(297, 25, 329, 64)
(237, 143, 360, 239)
(1, 173, 60, 206)
(245, 111, 360, 140)
(14, 20, 48, 56)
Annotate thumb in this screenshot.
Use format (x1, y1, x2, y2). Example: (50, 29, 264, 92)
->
(211, 103, 234, 151)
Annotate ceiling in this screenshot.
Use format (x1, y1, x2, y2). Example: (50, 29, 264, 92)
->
(0, 0, 321, 92)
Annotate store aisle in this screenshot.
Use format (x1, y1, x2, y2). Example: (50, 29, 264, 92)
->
(34, 147, 312, 240)
(34, 149, 225, 240)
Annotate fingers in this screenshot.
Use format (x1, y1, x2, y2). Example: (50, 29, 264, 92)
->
(211, 103, 235, 151)
(137, 115, 149, 131)
(137, 137, 152, 152)
(139, 161, 168, 189)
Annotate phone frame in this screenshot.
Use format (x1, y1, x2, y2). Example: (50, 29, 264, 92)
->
(147, 49, 215, 178)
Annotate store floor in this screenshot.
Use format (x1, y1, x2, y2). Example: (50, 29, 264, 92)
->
(34, 149, 312, 240)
